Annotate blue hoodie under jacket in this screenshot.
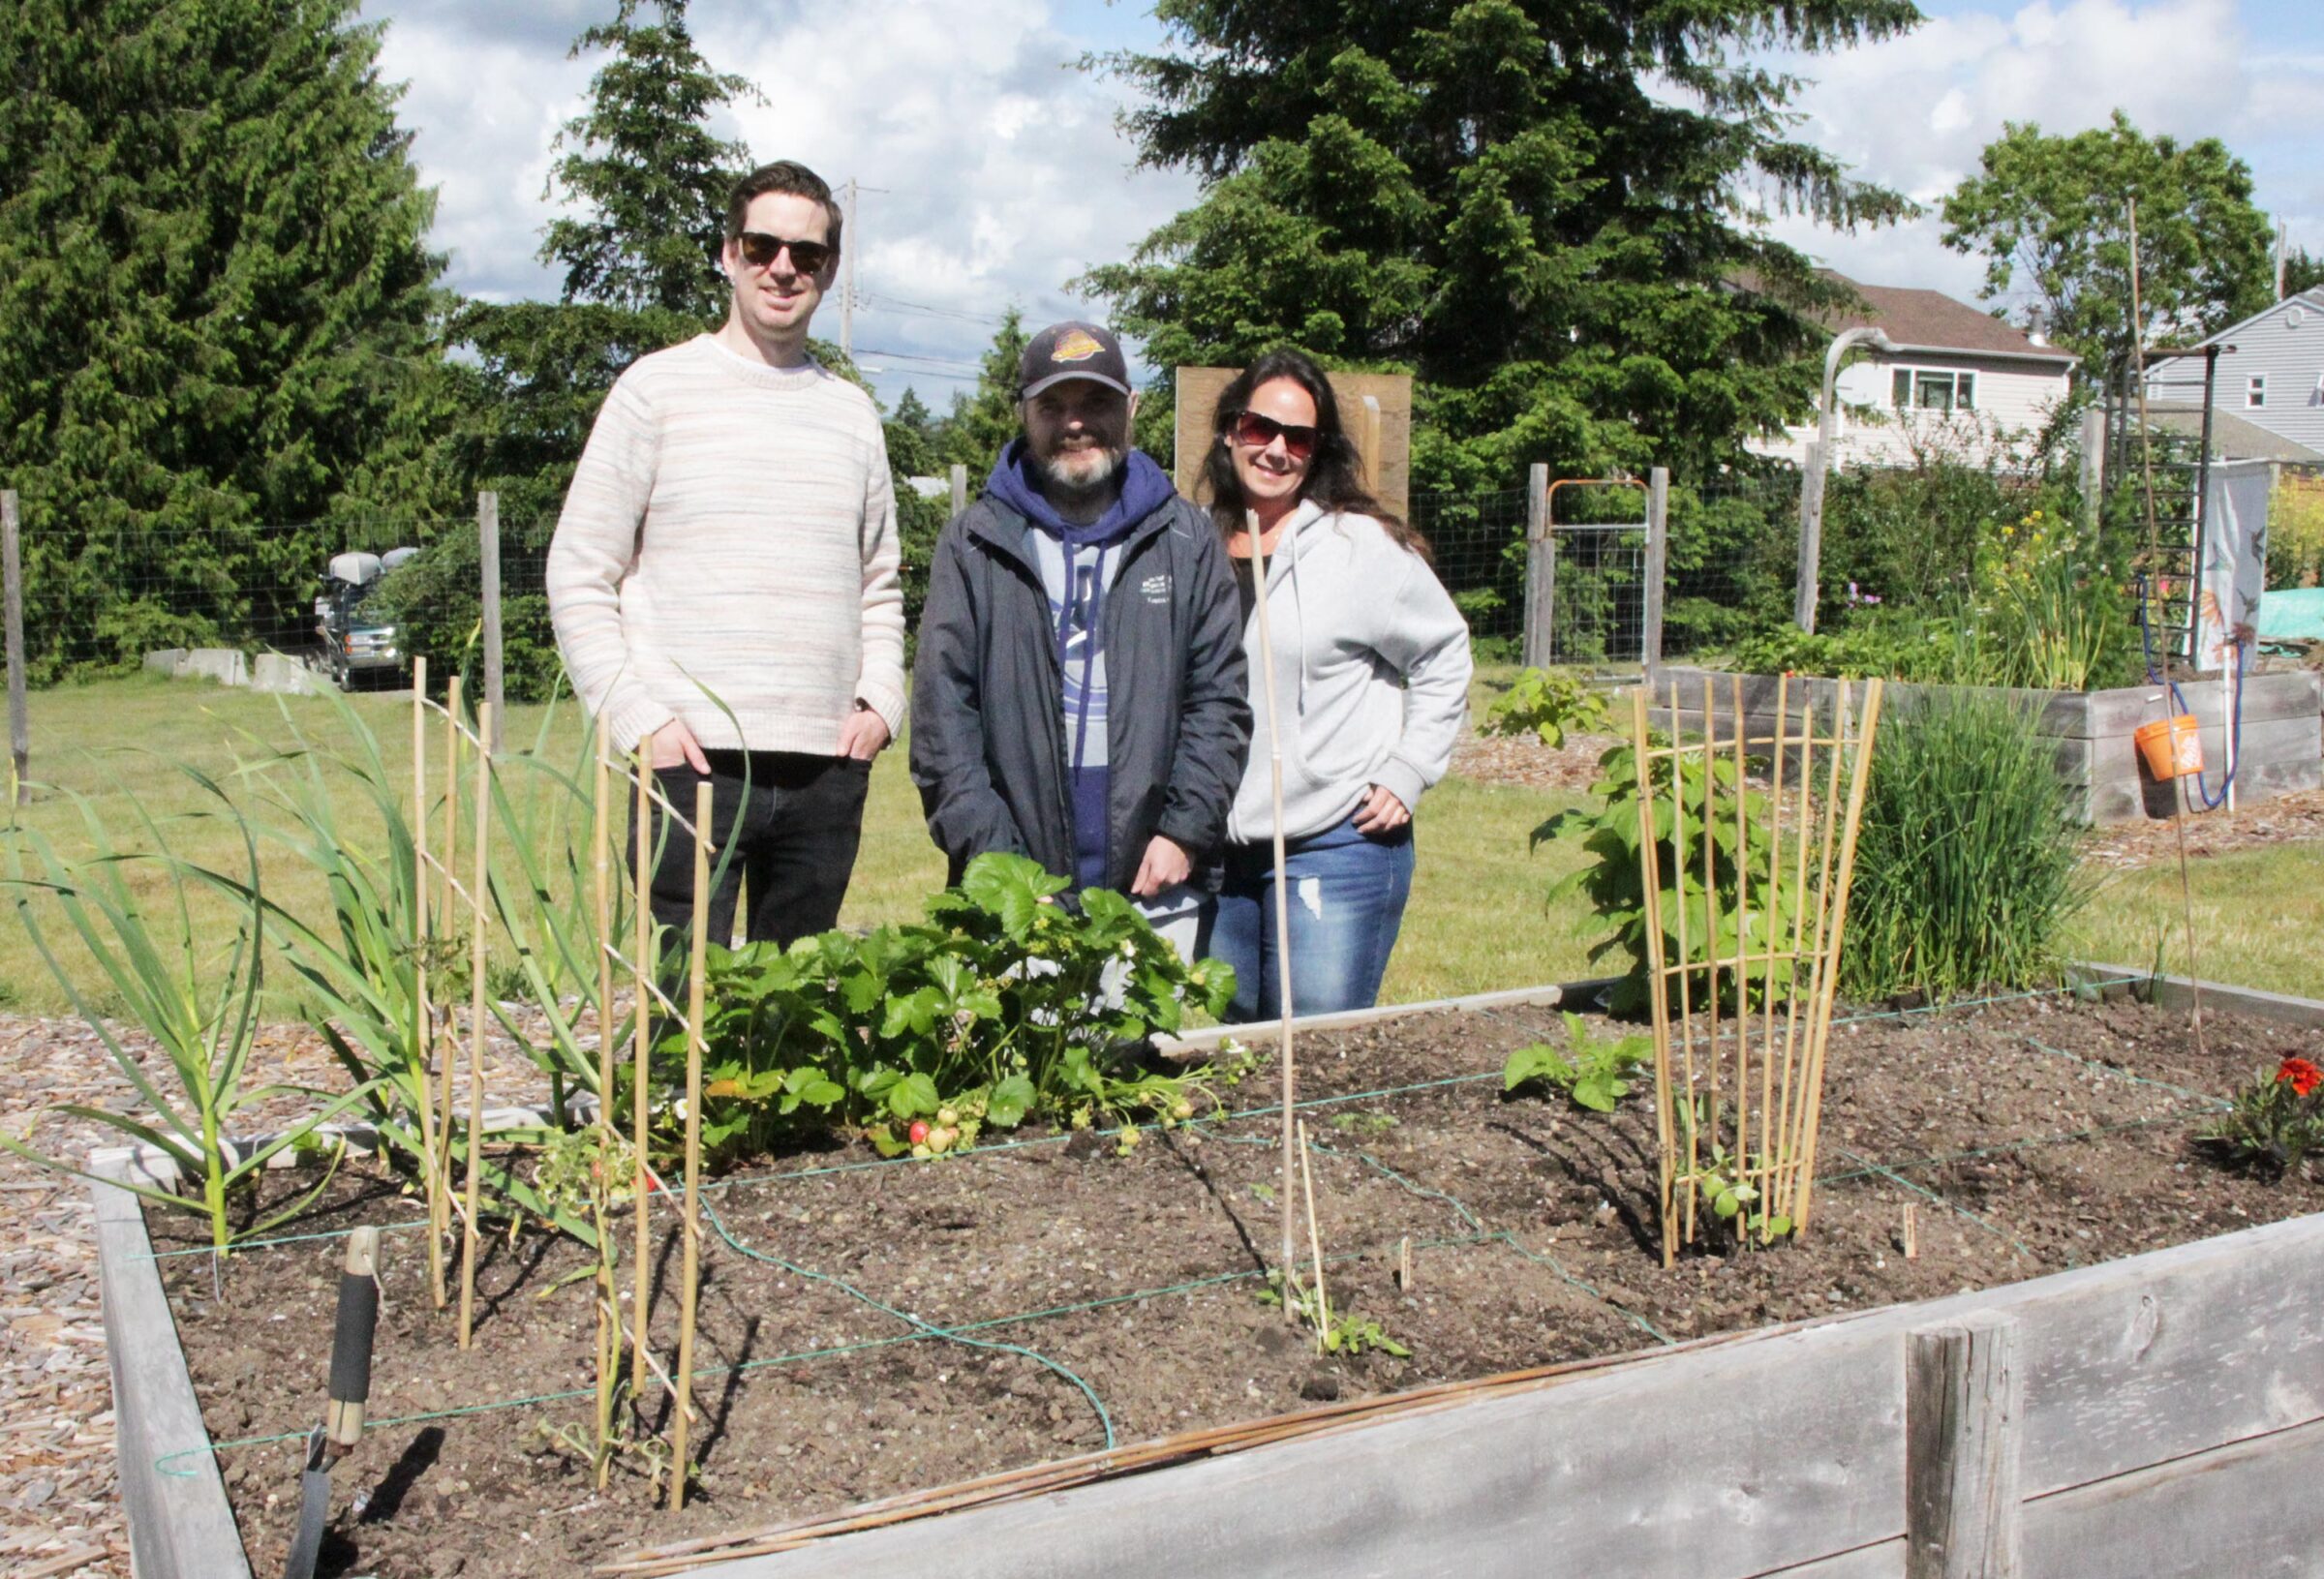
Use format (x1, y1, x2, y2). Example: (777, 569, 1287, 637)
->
(909, 447, 1251, 896)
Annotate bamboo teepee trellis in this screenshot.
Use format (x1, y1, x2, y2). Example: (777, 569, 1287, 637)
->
(400, 674, 714, 1503)
(1632, 674, 1883, 1263)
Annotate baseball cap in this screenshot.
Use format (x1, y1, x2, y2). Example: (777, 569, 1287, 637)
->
(1018, 321, 1132, 400)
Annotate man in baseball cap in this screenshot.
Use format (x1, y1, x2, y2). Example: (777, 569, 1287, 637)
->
(910, 321, 1249, 957)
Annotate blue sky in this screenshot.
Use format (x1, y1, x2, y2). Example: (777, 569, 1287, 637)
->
(371, 0, 2324, 411)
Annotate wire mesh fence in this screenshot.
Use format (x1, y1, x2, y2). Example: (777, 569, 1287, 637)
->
(1412, 488, 1530, 662)
(4, 471, 1798, 703)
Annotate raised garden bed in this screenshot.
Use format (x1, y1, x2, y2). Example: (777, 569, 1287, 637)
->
(1647, 665, 2324, 824)
(96, 973, 2324, 1578)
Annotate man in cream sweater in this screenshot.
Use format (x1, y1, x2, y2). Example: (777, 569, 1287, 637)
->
(548, 160, 904, 947)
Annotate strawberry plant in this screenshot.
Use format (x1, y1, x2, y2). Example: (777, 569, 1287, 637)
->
(1503, 1012, 1650, 1111)
(641, 854, 1236, 1166)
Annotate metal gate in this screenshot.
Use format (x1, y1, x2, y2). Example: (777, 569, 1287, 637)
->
(1523, 473, 1665, 672)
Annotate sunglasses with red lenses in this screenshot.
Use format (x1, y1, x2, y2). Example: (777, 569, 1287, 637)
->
(1227, 410, 1320, 460)
(736, 231, 835, 275)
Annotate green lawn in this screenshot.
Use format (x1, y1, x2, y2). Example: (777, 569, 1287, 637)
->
(0, 673, 2316, 1015)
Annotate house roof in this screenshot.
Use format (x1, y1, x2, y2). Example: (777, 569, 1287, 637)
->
(2139, 402, 2324, 465)
(1814, 272, 2080, 365)
(2151, 288, 2324, 357)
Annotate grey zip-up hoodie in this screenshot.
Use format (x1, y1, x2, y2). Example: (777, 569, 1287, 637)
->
(1230, 500, 1473, 844)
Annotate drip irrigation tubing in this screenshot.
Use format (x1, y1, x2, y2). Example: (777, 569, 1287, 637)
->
(143, 976, 2234, 1476)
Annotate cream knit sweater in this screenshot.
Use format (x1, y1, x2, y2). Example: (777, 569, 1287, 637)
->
(547, 334, 906, 755)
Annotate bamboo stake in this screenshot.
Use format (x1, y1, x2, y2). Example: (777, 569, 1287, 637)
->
(1666, 681, 1700, 1245)
(593, 725, 617, 1487)
(1791, 679, 1881, 1230)
(1772, 691, 1820, 1221)
(1728, 673, 1752, 1223)
(596, 1297, 697, 1422)
(1699, 677, 1722, 1174)
(1633, 689, 1679, 1264)
(669, 778, 710, 1511)
(2124, 203, 2213, 1058)
(434, 674, 465, 1273)
(1295, 1120, 1330, 1349)
(1244, 509, 1300, 1311)
(1785, 683, 1851, 1216)
(458, 700, 493, 1350)
(410, 656, 445, 1312)
(631, 747, 653, 1398)
(1758, 674, 1787, 1210)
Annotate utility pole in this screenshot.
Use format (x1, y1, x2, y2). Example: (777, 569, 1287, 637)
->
(841, 178, 858, 361)
(2278, 219, 2289, 302)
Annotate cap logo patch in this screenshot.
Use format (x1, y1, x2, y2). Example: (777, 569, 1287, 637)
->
(1052, 329, 1105, 363)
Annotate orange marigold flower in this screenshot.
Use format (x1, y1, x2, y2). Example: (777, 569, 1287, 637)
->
(2276, 1057, 2322, 1097)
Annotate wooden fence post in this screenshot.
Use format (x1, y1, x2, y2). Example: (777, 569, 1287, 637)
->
(2, 492, 24, 805)
(1907, 1312, 2023, 1579)
(1523, 463, 1551, 668)
(1643, 468, 1667, 683)
(949, 464, 968, 519)
(1794, 440, 1824, 633)
(477, 491, 503, 751)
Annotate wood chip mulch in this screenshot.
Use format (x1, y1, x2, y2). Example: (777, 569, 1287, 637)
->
(1451, 727, 2324, 871)
(0, 1010, 564, 1576)
(2079, 785, 2324, 868)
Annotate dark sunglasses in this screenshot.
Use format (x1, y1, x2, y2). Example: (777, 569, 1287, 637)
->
(736, 231, 835, 274)
(1227, 410, 1320, 460)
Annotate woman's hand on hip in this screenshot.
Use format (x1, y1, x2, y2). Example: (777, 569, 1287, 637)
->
(1353, 784, 1410, 834)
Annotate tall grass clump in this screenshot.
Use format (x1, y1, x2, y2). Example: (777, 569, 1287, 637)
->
(1842, 693, 2088, 1001)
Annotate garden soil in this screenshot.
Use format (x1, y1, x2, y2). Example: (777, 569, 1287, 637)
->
(154, 991, 2324, 1578)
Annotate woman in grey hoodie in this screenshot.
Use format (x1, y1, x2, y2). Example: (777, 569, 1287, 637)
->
(1201, 349, 1473, 1021)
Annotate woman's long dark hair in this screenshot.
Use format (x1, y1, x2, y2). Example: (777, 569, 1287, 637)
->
(1202, 348, 1432, 563)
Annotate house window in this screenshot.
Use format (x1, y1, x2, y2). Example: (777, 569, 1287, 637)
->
(1891, 368, 1976, 411)
(2248, 375, 2268, 409)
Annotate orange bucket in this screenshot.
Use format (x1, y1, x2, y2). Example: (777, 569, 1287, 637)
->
(2134, 714, 2205, 779)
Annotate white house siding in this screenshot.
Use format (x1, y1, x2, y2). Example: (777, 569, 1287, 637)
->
(1750, 353, 2071, 470)
(2143, 291, 2324, 457)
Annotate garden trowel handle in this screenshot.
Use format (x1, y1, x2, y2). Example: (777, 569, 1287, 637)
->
(324, 1226, 382, 1450)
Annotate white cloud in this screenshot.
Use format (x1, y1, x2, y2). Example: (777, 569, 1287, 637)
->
(369, 0, 1199, 410)
(368, 0, 2324, 409)
(1764, 0, 2324, 310)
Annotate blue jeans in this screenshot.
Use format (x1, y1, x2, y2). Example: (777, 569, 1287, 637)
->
(1208, 816, 1415, 1022)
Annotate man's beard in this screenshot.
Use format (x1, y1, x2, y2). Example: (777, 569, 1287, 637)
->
(1033, 443, 1124, 512)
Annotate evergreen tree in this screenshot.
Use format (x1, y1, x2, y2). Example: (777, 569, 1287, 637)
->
(455, 0, 753, 526)
(936, 310, 1033, 477)
(1080, 0, 1920, 489)
(1942, 112, 2274, 380)
(0, 0, 443, 674)
(2277, 245, 2323, 300)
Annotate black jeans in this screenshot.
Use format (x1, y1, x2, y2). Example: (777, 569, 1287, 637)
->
(633, 749, 872, 951)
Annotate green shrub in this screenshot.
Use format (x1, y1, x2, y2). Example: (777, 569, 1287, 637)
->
(1541, 739, 1801, 1017)
(1841, 693, 2088, 1001)
(1483, 667, 1611, 747)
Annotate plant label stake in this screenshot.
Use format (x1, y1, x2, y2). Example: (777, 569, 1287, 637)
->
(281, 1227, 382, 1579)
(1245, 509, 1300, 1311)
